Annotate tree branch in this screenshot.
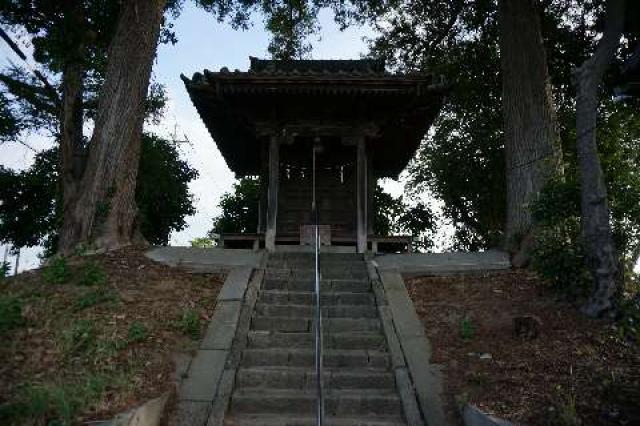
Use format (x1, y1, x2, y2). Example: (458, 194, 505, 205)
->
(578, 0, 626, 80)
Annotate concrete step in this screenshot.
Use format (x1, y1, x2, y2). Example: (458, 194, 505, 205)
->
(235, 367, 395, 390)
(240, 348, 390, 369)
(254, 303, 378, 319)
(229, 388, 403, 417)
(251, 316, 381, 333)
(259, 290, 375, 306)
(262, 278, 371, 293)
(225, 414, 405, 426)
(247, 331, 387, 350)
(266, 254, 365, 269)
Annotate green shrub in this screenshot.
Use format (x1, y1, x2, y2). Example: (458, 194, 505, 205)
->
(42, 256, 71, 285)
(0, 376, 109, 426)
(530, 219, 592, 297)
(127, 321, 148, 343)
(0, 296, 24, 335)
(73, 288, 117, 311)
(173, 308, 200, 339)
(77, 261, 107, 286)
(616, 280, 640, 341)
(63, 320, 96, 354)
(530, 179, 592, 298)
(0, 261, 10, 279)
(459, 315, 475, 340)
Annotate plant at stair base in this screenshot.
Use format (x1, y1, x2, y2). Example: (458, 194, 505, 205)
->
(459, 315, 475, 340)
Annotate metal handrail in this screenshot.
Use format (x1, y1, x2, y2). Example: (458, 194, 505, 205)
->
(312, 144, 324, 426)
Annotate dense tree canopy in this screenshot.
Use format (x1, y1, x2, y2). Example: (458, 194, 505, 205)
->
(367, 0, 638, 250)
(0, 135, 198, 251)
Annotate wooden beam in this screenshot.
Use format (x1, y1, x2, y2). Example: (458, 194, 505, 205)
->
(265, 135, 280, 251)
(367, 152, 375, 237)
(356, 138, 368, 253)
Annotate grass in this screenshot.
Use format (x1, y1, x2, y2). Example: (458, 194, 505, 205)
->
(546, 385, 579, 426)
(77, 261, 107, 287)
(172, 308, 200, 339)
(42, 256, 71, 285)
(63, 319, 97, 355)
(0, 295, 24, 336)
(73, 288, 117, 311)
(0, 249, 224, 424)
(459, 315, 475, 340)
(127, 321, 149, 343)
(0, 374, 116, 426)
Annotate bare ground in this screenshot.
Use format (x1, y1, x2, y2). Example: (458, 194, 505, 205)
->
(405, 271, 640, 426)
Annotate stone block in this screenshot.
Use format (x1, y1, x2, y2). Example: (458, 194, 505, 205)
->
(217, 267, 253, 301)
(200, 300, 242, 350)
(175, 401, 211, 426)
(180, 349, 227, 401)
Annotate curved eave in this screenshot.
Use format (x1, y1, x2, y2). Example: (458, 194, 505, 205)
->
(181, 72, 448, 178)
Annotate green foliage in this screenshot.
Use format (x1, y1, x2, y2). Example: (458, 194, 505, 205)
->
(459, 315, 474, 340)
(367, 0, 639, 252)
(42, 256, 71, 285)
(369, 0, 505, 250)
(531, 102, 640, 299)
(77, 261, 107, 287)
(172, 308, 200, 339)
(0, 150, 58, 250)
(191, 237, 216, 248)
(63, 320, 96, 355)
(530, 178, 592, 297)
(615, 278, 640, 341)
(0, 375, 110, 426)
(137, 134, 198, 245)
(0, 134, 197, 253)
(545, 385, 579, 426)
(73, 288, 117, 312)
(375, 185, 436, 250)
(127, 321, 149, 343)
(0, 295, 24, 335)
(0, 261, 10, 279)
(210, 177, 261, 237)
(0, 91, 21, 142)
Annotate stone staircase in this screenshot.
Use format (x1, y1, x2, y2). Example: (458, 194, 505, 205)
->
(223, 252, 408, 425)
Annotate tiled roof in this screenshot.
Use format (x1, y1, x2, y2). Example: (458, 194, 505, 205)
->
(248, 57, 386, 74)
(181, 57, 448, 177)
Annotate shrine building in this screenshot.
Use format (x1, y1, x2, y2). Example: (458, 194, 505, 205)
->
(182, 58, 446, 253)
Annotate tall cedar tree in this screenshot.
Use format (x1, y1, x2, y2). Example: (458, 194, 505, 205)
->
(499, 0, 563, 265)
(58, 0, 166, 253)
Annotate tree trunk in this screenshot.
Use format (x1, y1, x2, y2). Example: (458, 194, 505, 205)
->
(58, 0, 88, 249)
(59, 62, 85, 225)
(575, 0, 625, 317)
(499, 0, 563, 265)
(58, 0, 166, 254)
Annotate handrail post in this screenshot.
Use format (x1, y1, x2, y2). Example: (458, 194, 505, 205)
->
(313, 143, 324, 426)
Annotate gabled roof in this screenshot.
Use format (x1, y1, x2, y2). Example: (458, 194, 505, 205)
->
(182, 58, 448, 177)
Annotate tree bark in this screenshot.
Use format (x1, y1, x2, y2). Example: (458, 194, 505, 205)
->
(575, 0, 625, 317)
(59, 62, 85, 222)
(58, 0, 88, 246)
(58, 0, 166, 254)
(499, 0, 563, 265)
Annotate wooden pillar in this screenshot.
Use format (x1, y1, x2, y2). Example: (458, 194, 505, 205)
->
(367, 153, 375, 238)
(265, 135, 280, 252)
(356, 138, 368, 253)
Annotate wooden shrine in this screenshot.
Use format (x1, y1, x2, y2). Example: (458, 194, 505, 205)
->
(182, 58, 446, 252)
